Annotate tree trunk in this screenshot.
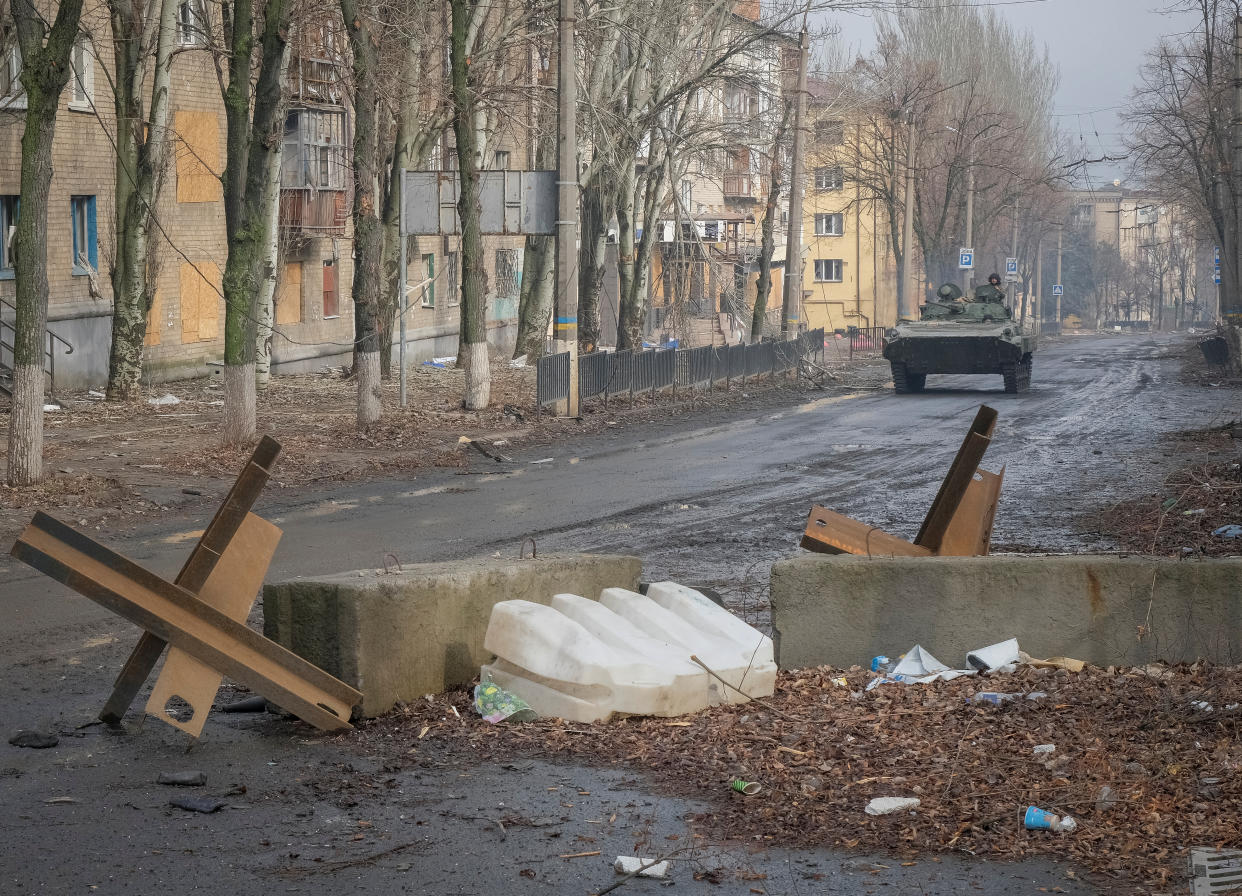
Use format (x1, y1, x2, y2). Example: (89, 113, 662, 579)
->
(451, 0, 490, 409)
(7, 0, 84, 486)
(106, 0, 176, 401)
(513, 90, 557, 360)
(219, 0, 289, 444)
(577, 175, 610, 352)
(753, 104, 789, 341)
(513, 234, 554, 359)
(341, 0, 384, 426)
(255, 125, 285, 389)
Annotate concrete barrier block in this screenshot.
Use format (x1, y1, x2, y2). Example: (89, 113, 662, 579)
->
(263, 554, 641, 717)
(771, 554, 1242, 670)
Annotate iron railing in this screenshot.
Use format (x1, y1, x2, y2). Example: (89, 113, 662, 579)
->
(848, 326, 886, 360)
(0, 296, 74, 396)
(535, 328, 826, 410)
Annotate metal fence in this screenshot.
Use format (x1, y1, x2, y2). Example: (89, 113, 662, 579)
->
(535, 327, 826, 410)
(848, 326, 886, 360)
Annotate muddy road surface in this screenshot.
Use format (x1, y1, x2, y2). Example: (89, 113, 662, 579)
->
(0, 332, 1227, 894)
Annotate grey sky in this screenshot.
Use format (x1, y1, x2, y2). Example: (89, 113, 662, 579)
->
(819, 0, 1192, 186)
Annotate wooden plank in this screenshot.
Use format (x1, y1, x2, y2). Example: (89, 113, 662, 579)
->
(98, 437, 283, 724)
(13, 513, 359, 732)
(936, 467, 1004, 557)
(915, 405, 997, 551)
(145, 513, 281, 737)
(801, 505, 932, 558)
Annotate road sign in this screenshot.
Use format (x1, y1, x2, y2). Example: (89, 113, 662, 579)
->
(1004, 257, 1019, 283)
(1052, 284, 1063, 296)
(959, 248, 974, 270)
(1214, 246, 1220, 265)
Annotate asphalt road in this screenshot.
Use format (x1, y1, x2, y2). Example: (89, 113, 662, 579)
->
(0, 332, 1225, 894)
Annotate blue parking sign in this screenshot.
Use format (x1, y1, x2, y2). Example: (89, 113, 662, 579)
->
(959, 248, 974, 270)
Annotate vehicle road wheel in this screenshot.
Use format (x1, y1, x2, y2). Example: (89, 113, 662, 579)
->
(1017, 357, 1033, 392)
(892, 362, 910, 393)
(1002, 362, 1018, 393)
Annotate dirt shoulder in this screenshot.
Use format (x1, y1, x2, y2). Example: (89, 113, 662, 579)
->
(0, 355, 892, 544)
(1083, 339, 1242, 556)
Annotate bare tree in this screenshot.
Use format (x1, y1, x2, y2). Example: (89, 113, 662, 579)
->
(6, 0, 85, 485)
(218, 0, 291, 443)
(104, 0, 177, 400)
(1125, 0, 1240, 336)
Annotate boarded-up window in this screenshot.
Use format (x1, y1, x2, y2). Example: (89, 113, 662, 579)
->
(175, 110, 222, 203)
(179, 262, 220, 343)
(276, 262, 302, 325)
(322, 260, 338, 317)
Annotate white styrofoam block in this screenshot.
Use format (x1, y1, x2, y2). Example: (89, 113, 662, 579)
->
(480, 584, 776, 723)
(644, 581, 775, 666)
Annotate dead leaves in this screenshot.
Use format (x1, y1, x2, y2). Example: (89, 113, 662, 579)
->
(362, 663, 1242, 892)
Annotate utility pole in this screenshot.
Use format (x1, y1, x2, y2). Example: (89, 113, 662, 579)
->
(781, 26, 809, 335)
(963, 142, 975, 294)
(1011, 201, 1022, 324)
(899, 110, 918, 319)
(554, 0, 579, 415)
(1232, 14, 1242, 321)
(1055, 225, 1063, 330)
(1033, 234, 1042, 336)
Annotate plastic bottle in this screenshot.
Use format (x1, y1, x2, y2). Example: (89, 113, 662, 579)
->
(870, 655, 891, 673)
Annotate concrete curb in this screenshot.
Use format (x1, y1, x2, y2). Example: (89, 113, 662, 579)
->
(771, 553, 1242, 669)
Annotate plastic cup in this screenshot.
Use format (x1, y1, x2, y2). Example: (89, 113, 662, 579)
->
(730, 779, 761, 795)
(1024, 806, 1055, 830)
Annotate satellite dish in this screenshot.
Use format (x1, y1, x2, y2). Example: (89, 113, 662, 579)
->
(1113, 179, 1121, 187)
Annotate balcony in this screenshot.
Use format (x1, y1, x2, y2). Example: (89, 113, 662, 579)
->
(279, 188, 349, 235)
(723, 174, 755, 200)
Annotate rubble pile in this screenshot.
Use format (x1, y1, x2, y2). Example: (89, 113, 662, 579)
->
(368, 662, 1242, 892)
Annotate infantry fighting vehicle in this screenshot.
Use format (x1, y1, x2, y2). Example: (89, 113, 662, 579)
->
(881, 282, 1036, 394)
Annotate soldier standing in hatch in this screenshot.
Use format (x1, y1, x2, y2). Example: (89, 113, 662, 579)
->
(976, 273, 1006, 303)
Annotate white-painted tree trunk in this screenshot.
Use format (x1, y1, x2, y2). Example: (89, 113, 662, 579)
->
(221, 362, 256, 445)
(461, 342, 490, 410)
(8, 365, 45, 485)
(356, 349, 382, 427)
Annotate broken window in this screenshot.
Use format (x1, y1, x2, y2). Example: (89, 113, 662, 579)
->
(70, 195, 97, 273)
(69, 36, 92, 108)
(815, 213, 843, 236)
(281, 108, 347, 190)
(814, 166, 843, 191)
(177, 0, 208, 47)
(0, 26, 23, 107)
(0, 195, 17, 277)
(813, 258, 843, 282)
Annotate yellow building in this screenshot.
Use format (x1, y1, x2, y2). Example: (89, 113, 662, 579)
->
(799, 101, 897, 334)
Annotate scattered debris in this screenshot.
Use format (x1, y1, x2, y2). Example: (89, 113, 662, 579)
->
(730, 779, 761, 796)
(1024, 806, 1077, 833)
(614, 856, 670, 878)
(472, 678, 536, 724)
(157, 771, 207, 786)
(966, 637, 1020, 673)
(147, 394, 181, 406)
(169, 796, 226, 814)
(219, 695, 268, 713)
(466, 439, 513, 463)
(8, 730, 58, 749)
(1213, 524, 1242, 539)
(865, 797, 920, 816)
